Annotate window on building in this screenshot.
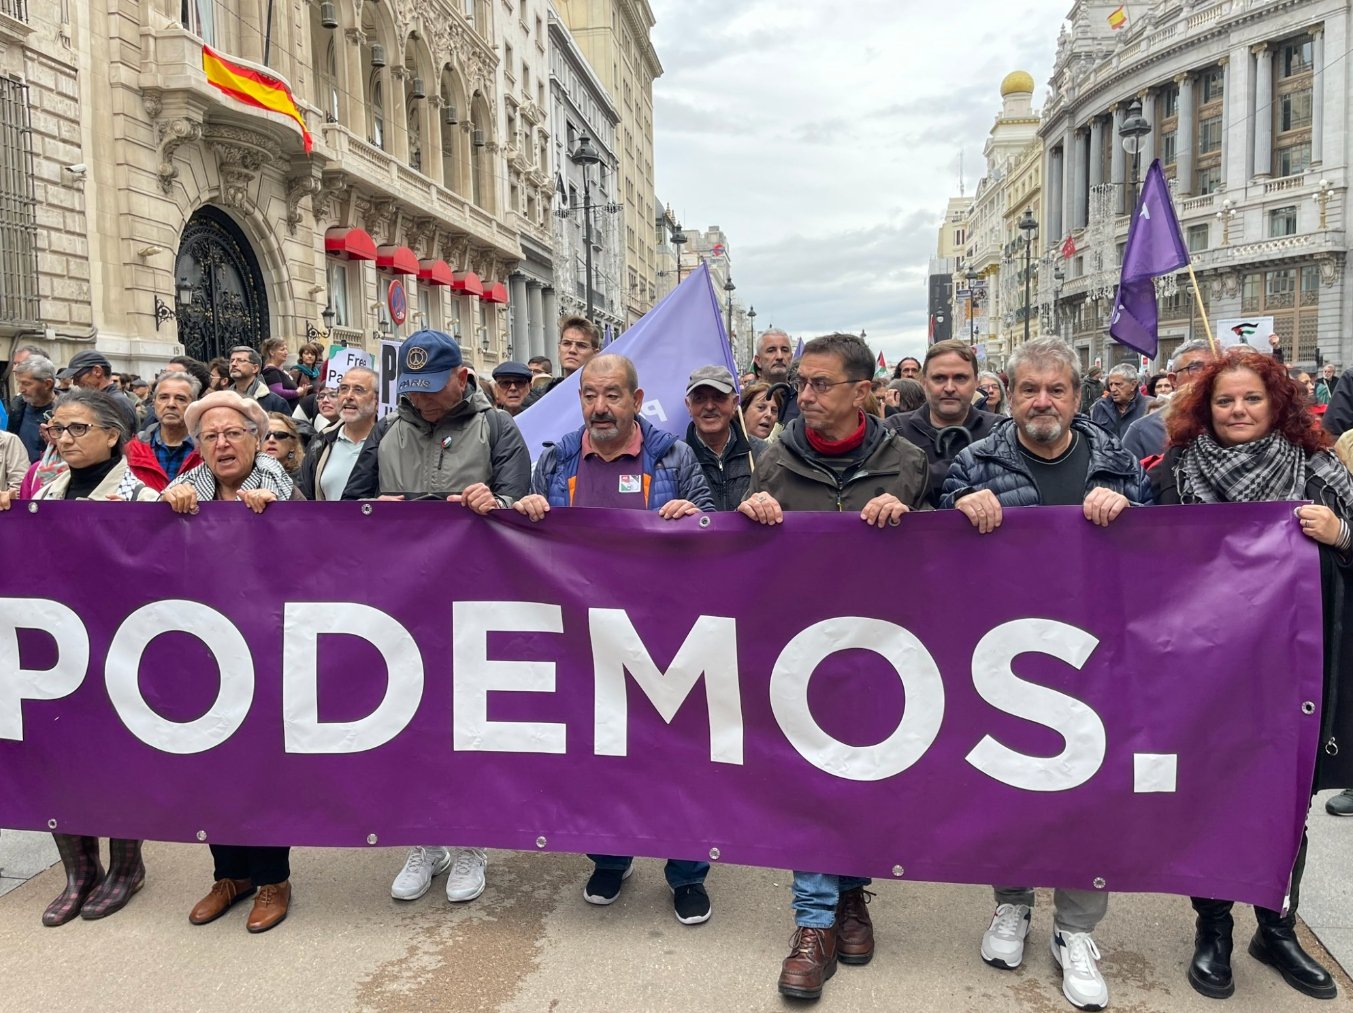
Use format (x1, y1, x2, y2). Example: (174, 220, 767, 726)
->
(369, 74, 385, 149)
(180, 0, 217, 44)
(504, 44, 514, 80)
(1160, 84, 1179, 119)
(327, 261, 350, 327)
(0, 77, 39, 326)
(1196, 165, 1222, 194)
(1198, 116, 1222, 155)
(323, 39, 340, 123)
(1201, 67, 1224, 103)
(1186, 223, 1209, 252)
(1273, 34, 1314, 178)
(1269, 205, 1298, 237)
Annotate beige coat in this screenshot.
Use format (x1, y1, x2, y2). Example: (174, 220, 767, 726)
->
(32, 456, 158, 502)
(0, 430, 27, 492)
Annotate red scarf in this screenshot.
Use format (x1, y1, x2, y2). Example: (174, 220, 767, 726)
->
(804, 411, 867, 456)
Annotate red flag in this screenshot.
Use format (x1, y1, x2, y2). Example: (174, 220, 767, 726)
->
(876, 350, 886, 371)
(1061, 235, 1078, 259)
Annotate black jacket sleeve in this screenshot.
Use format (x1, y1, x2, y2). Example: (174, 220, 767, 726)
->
(343, 417, 388, 499)
(487, 410, 531, 504)
(1324, 369, 1353, 438)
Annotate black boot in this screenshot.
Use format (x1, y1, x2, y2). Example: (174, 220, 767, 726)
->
(42, 834, 103, 927)
(1249, 908, 1337, 1000)
(1188, 899, 1234, 999)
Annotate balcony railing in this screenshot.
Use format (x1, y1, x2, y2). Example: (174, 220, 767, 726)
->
(0, 0, 28, 23)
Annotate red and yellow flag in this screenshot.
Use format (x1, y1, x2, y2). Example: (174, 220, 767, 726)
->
(202, 45, 313, 153)
(1107, 5, 1128, 29)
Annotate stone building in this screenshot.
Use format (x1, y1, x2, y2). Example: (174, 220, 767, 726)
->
(0, 0, 546, 379)
(549, 5, 624, 343)
(1039, 0, 1349, 369)
(552, 0, 661, 325)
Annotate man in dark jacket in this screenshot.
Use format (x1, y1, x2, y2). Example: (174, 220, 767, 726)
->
(1322, 365, 1353, 438)
(57, 350, 138, 433)
(940, 337, 1149, 1013)
(884, 338, 999, 505)
(738, 332, 928, 1003)
(682, 364, 764, 511)
(226, 346, 291, 416)
(1079, 365, 1104, 414)
(1088, 363, 1148, 439)
(7, 352, 57, 462)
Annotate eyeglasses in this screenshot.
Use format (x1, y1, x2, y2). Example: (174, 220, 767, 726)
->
(199, 428, 254, 446)
(977, 385, 1001, 395)
(47, 422, 109, 439)
(337, 384, 371, 396)
(1174, 362, 1208, 376)
(496, 378, 530, 389)
(793, 375, 862, 395)
(265, 430, 296, 442)
(316, 390, 338, 400)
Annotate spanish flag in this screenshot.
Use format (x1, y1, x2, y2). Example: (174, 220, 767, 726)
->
(202, 45, 313, 153)
(1107, 5, 1128, 29)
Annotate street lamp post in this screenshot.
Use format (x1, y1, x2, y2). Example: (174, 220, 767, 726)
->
(570, 134, 602, 322)
(1118, 99, 1152, 213)
(670, 223, 688, 283)
(965, 268, 979, 348)
(1018, 210, 1038, 345)
(724, 276, 736, 348)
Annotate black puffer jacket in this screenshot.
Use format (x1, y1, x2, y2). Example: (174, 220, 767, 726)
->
(884, 406, 1001, 506)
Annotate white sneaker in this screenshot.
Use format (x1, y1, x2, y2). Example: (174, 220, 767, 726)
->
(445, 847, 487, 903)
(981, 903, 1032, 969)
(391, 846, 451, 901)
(1051, 930, 1109, 1011)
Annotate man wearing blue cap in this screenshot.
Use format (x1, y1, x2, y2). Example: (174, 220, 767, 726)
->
(347, 330, 529, 903)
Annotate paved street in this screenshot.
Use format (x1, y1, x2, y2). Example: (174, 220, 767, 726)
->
(0, 794, 1348, 1012)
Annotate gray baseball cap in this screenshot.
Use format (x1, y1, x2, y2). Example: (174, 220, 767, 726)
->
(685, 365, 736, 396)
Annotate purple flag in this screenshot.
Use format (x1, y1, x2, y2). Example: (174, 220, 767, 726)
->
(516, 262, 738, 461)
(794, 337, 804, 360)
(1109, 159, 1190, 358)
(0, 501, 1323, 909)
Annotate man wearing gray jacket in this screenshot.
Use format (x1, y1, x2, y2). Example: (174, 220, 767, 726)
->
(346, 329, 530, 906)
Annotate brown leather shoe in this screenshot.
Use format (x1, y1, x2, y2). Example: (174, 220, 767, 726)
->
(836, 887, 875, 965)
(778, 926, 838, 1000)
(189, 877, 255, 925)
(246, 881, 291, 933)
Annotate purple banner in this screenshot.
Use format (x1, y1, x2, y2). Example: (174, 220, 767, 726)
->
(0, 501, 1323, 909)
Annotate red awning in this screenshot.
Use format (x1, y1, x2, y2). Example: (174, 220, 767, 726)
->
(324, 226, 377, 262)
(452, 271, 484, 297)
(481, 282, 509, 304)
(418, 258, 454, 286)
(376, 244, 419, 275)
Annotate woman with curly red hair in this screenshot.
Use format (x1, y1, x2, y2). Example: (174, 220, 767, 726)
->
(1150, 349, 1352, 1001)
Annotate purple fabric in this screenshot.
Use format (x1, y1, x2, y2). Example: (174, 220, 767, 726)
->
(572, 453, 647, 509)
(0, 501, 1322, 909)
(1110, 159, 1191, 358)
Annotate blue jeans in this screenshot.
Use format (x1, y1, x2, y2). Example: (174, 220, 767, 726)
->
(792, 871, 872, 928)
(588, 854, 709, 889)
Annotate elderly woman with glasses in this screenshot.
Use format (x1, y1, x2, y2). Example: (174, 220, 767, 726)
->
(0, 389, 157, 926)
(975, 371, 1008, 416)
(159, 390, 300, 932)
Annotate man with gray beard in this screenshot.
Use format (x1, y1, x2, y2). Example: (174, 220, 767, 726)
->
(938, 337, 1151, 1012)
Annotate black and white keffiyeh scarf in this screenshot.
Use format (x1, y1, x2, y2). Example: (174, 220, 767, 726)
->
(1177, 431, 1353, 509)
(166, 453, 294, 502)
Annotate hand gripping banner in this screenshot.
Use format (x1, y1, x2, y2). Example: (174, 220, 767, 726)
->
(0, 501, 1323, 910)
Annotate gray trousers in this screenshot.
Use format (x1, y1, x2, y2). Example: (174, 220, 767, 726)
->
(993, 886, 1107, 934)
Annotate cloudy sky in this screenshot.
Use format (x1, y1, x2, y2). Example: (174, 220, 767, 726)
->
(650, 1, 1070, 365)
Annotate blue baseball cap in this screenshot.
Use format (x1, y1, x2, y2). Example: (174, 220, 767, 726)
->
(397, 330, 463, 396)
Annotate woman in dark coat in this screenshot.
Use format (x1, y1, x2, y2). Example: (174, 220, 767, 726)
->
(1150, 349, 1352, 1002)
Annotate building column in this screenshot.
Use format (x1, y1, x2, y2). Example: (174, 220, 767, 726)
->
(1176, 73, 1195, 194)
(527, 282, 546, 359)
(1088, 116, 1104, 192)
(426, 97, 445, 186)
(541, 287, 558, 361)
(1253, 43, 1273, 178)
(1218, 56, 1231, 185)
(509, 274, 529, 359)
(1047, 146, 1064, 240)
(1140, 91, 1156, 167)
(1110, 106, 1126, 201)
(1062, 128, 1076, 238)
(1073, 128, 1089, 230)
(1311, 26, 1325, 165)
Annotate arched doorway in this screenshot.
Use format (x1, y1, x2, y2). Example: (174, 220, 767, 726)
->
(174, 206, 270, 363)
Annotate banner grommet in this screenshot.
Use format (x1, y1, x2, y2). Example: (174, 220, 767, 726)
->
(366, 833, 378, 845)
(1093, 877, 1107, 889)
(535, 836, 547, 849)
(1302, 701, 1316, 715)
(892, 865, 905, 877)
(196, 830, 207, 841)
(708, 847, 721, 861)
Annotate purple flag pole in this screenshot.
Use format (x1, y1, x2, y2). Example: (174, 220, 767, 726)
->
(1108, 159, 1190, 359)
(516, 262, 737, 461)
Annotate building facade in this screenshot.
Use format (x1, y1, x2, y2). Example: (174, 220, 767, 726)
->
(1039, 0, 1349, 370)
(552, 0, 661, 325)
(549, 6, 624, 343)
(499, 0, 558, 363)
(927, 196, 973, 344)
(0, 0, 555, 380)
(952, 72, 1045, 370)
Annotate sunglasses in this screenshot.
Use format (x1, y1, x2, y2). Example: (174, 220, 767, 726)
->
(266, 430, 296, 442)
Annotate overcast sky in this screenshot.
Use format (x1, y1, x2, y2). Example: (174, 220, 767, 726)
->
(651, 1, 1070, 364)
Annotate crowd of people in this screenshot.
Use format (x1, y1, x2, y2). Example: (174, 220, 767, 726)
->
(3, 319, 1351, 1010)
